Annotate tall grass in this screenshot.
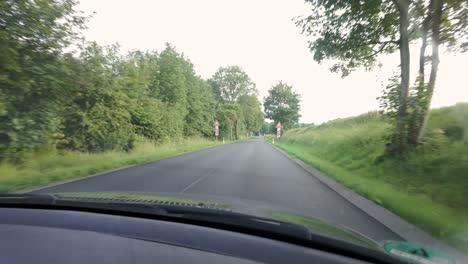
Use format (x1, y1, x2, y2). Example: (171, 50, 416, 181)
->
(275, 103, 468, 252)
(0, 137, 220, 193)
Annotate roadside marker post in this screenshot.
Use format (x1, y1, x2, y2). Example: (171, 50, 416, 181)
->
(276, 122, 283, 141)
(214, 120, 219, 141)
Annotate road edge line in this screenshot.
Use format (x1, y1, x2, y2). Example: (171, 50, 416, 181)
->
(268, 143, 467, 261)
(16, 141, 238, 194)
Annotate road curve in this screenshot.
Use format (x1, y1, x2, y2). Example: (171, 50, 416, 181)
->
(33, 137, 401, 242)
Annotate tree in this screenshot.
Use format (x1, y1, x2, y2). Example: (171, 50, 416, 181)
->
(260, 122, 273, 135)
(59, 43, 135, 152)
(216, 103, 242, 140)
(394, 0, 412, 154)
(263, 82, 301, 129)
(296, 0, 409, 153)
(296, 0, 468, 154)
(0, 0, 86, 159)
(296, 1, 400, 77)
(184, 78, 216, 137)
(210, 66, 257, 102)
(410, 0, 468, 144)
(117, 50, 166, 141)
(239, 95, 264, 135)
(378, 0, 468, 147)
(151, 44, 190, 139)
(0, 0, 268, 158)
(153, 44, 187, 106)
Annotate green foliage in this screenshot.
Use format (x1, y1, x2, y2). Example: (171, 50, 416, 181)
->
(0, 1, 264, 160)
(184, 70, 216, 137)
(296, 0, 399, 77)
(58, 43, 135, 152)
(153, 44, 187, 106)
(378, 75, 401, 120)
(436, 0, 468, 52)
(275, 104, 468, 252)
(210, 66, 257, 102)
(378, 76, 468, 147)
(260, 121, 274, 134)
(151, 44, 190, 139)
(209, 66, 263, 138)
(117, 50, 162, 140)
(263, 81, 301, 129)
(0, 0, 86, 160)
(216, 102, 243, 140)
(378, 74, 412, 148)
(239, 95, 264, 134)
(298, 0, 468, 155)
(216, 103, 242, 139)
(426, 103, 468, 141)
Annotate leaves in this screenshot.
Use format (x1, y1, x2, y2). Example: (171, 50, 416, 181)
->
(0, 2, 266, 159)
(299, 0, 468, 154)
(0, 0, 86, 159)
(296, 0, 399, 76)
(210, 66, 257, 102)
(216, 102, 242, 140)
(239, 95, 264, 134)
(263, 81, 301, 129)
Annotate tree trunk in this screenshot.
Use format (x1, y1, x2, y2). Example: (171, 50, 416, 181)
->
(409, 1, 432, 145)
(418, 9, 430, 84)
(234, 119, 239, 140)
(392, 0, 411, 155)
(416, 0, 443, 143)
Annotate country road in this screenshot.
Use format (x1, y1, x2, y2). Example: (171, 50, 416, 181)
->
(32, 137, 401, 242)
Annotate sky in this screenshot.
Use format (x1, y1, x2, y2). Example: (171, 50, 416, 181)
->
(76, 0, 468, 124)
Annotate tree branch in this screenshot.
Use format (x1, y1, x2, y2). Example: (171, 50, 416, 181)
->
(392, 0, 410, 9)
(357, 42, 390, 60)
(353, 40, 400, 49)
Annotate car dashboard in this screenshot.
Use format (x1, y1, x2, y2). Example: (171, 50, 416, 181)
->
(0, 207, 394, 264)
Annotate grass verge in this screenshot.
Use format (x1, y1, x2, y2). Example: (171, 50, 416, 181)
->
(0, 137, 222, 193)
(267, 103, 468, 253)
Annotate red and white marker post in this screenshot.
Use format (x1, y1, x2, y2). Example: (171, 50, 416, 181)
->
(214, 120, 220, 141)
(276, 122, 283, 140)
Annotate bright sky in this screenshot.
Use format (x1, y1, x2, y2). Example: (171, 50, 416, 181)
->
(77, 0, 468, 124)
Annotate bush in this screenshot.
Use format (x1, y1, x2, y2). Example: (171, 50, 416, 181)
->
(59, 89, 135, 152)
(426, 103, 468, 141)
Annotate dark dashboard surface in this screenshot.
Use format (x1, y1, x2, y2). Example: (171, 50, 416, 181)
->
(0, 207, 375, 264)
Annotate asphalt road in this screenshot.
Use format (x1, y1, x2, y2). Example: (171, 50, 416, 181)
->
(33, 137, 401, 242)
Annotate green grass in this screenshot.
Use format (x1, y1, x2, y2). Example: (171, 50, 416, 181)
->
(271, 103, 468, 252)
(0, 137, 222, 193)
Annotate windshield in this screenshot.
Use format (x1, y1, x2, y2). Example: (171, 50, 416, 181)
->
(0, 0, 467, 262)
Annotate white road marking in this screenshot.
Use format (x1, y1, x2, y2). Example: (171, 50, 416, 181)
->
(179, 170, 214, 193)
